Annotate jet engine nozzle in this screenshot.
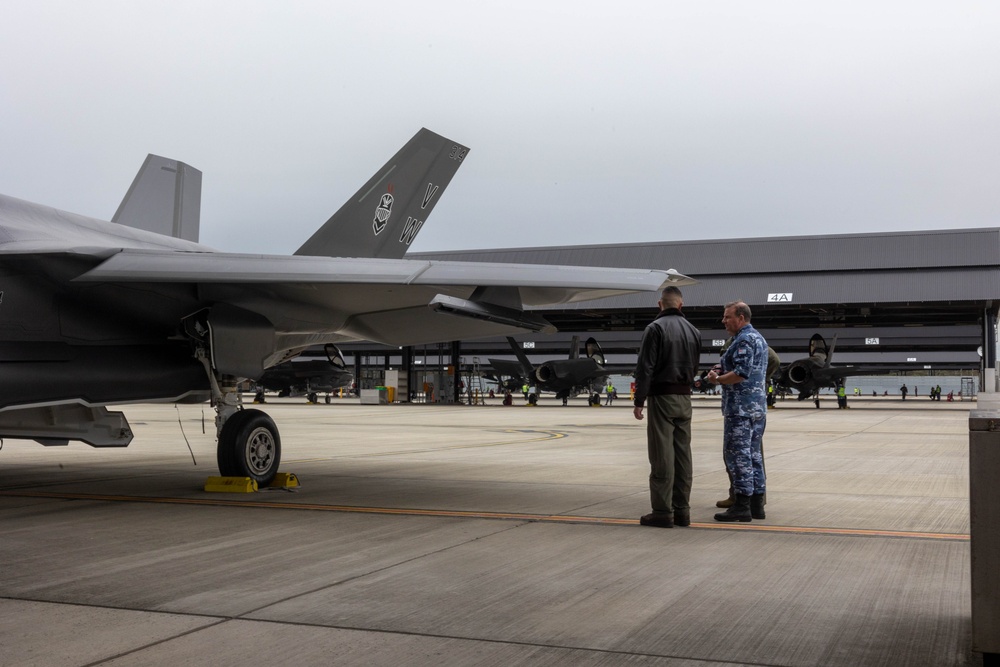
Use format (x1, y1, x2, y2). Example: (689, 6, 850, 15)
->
(786, 360, 815, 386)
(536, 363, 558, 383)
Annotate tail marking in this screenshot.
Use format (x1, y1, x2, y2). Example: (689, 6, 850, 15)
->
(373, 192, 393, 235)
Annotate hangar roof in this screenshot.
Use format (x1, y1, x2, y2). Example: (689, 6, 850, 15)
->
(412, 227, 1000, 306)
(411, 227, 1000, 335)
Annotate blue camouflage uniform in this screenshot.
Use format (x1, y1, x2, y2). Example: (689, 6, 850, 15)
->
(720, 323, 768, 496)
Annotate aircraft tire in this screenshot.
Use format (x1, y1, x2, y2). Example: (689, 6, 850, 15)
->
(217, 409, 281, 486)
(325, 395, 331, 404)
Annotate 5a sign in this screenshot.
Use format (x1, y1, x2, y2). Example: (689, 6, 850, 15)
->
(767, 293, 793, 303)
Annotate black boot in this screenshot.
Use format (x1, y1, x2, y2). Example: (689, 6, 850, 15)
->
(714, 494, 751, 522)
(639, 513, 674, 528)
(750, 494, 766, 520)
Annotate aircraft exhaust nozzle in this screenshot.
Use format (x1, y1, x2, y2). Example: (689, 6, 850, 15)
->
(536, 364, 556, 383)
(787, 361, 813, 386)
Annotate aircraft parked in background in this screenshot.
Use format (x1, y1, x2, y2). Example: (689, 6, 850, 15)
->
(0, 128, 693, 484)
(774, 333, 873, 400)
(488, 336, 614, 405)
(254, 344, 351, 404)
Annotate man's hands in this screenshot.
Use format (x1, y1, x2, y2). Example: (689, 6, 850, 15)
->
(633, 406, 644, 421)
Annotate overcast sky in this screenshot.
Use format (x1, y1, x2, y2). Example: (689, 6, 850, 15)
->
(1, 1, 997, 256)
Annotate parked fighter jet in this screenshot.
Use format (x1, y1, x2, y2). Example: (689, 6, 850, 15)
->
(0, 128, 693, 484)
(488, 336, 613, 405)
(254, 344, 351, 404)
(774, 333, 868, 400)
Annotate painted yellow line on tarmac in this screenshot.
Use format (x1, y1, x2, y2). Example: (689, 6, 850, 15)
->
(288, 429, 569, 462)
(0, 489, 968, 542)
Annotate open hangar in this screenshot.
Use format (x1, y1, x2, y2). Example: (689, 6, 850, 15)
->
(337, 227, 1000, 395)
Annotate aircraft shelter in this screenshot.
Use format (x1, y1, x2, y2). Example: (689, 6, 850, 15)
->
(337, 227, 1000, 397)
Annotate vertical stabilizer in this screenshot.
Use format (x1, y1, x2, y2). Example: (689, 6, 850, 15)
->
(568, 335, 580, 360)
(295, 128, 469, 259)
(506, 337, 535, 378)
(112, 155, 202, 242)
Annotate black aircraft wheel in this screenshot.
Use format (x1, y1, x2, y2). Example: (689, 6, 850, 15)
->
(324, 395, 331, 404)
(307, 392, 317, 404)
(217, 409, 281, 486)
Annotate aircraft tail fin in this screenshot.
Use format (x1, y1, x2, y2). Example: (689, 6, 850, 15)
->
(568, 335, 580, 360)
(295, 128, 469, 259)
(112, 155, 202, 242)
(506, 337, 535, 378)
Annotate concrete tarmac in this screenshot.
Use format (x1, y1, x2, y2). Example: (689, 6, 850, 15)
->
(0, 395, 982, 666)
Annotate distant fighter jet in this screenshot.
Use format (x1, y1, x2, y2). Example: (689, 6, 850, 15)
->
(0, 128, 693, 484)
(774, 333, 873, 400)
(254, 344, 351, 404)
(488, 336, 614, 405)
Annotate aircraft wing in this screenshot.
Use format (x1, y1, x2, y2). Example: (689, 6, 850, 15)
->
(812, 366, 886, 385)
(77, 250, 681, 301)
(74, 249, 685, 355)
(486, 358, 529, 379)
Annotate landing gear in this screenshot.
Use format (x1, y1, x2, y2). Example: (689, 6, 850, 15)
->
(193, 345, 282, 487)
(217, 409, 281, 485)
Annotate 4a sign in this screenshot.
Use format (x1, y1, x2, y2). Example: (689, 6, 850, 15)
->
(767, 293, 793, 303)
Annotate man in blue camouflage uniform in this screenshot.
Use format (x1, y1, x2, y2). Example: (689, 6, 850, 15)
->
(707, 301, 768, 522)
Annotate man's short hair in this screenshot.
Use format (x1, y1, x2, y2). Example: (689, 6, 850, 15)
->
(725, 300, 752, 320)
(660, 286, 683, 307)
